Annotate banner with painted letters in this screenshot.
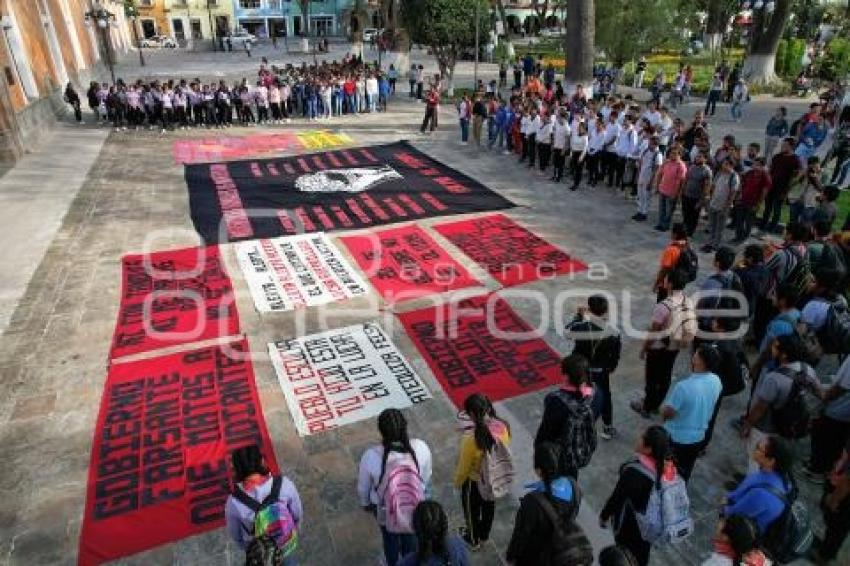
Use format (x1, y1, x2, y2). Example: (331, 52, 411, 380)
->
(268, 322, 430, 436)
(235, 233, 368, 312)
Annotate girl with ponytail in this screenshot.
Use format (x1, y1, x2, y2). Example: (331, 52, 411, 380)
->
(399, 501, 471, 566)
(454, 393, 511, 551)
(599, 426, 676, 566)
(357, 409, 433, 566)
(506, 442, 591, 566)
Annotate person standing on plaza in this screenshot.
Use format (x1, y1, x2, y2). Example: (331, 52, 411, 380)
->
(527, 108, 540, 168)
(537, 111, 553, 174)
(680, 152, 713, 236)
(587, 116, 606, 187)
(567, 295, 622, 440)
(457, 95, 470, 144)
(64, 83, 83, 124)
(358, 409, 432, 566)
(730, 79, 748, 122)
(367, 73, 379, 112)
(471, 95, 486, 147)
(600, 425, 678, 566)
(602, 112, 621, 186)
(760, 137, 802, 233)
(409, 64, 417, 97)
(416, 65, 425, 100)
(634, 57, 647, 88)
(632, 269, 697, 418)
(661, 345, 723, 481)
(388, 64, 398, 94)
(399, 501, 470, 566)
(633, 135, 663, 221)
(705, 74, 724, 116)
(732, 157, 772, 243)
(653, 147, 688, 232)
(702, 158, 740, 253)
(420, 88, 439, 134)
(454, 393, 511, 550)
(551, 109, 570, 182)
(764, 107, 789, 160)
(568, 122, 589, 190)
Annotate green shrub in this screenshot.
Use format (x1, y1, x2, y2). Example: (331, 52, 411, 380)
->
(819, 37, 850, 81)
(786, 38, 806, 78)
(775, 39, 788, 76)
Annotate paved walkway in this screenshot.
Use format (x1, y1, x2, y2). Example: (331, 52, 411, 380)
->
(0, 48, 844, 566)
(0, 123, 108, 333)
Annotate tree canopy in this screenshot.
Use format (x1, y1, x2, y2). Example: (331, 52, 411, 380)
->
(595, 0, 687, 65)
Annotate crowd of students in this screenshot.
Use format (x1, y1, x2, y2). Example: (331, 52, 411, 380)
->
(62, 54, 400, 134)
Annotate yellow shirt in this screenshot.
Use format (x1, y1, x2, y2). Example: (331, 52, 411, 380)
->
(453, 423, 511, 487)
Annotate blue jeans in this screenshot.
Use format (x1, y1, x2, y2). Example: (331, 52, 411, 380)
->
(731, 101, 743, 120)
(460, 118, 469, 142)
(657, 194, 678, 230)
(307, 98, 317, 119)
(380, 527, 416, 566)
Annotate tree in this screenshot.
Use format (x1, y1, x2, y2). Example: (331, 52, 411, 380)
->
(564, 0, 594, 86)
(595, 0, 685, 67)
(493, 0, 514, 57)
(700, 0, 738, 52)
(401, 0, 490, 96)
(741, 0, 793, 84)
(532, 0, 551, 32)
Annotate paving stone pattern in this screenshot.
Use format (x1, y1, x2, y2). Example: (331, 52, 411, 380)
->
(0, 88, 842, 566)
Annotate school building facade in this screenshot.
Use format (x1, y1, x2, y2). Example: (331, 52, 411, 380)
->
(0, 0, 131, 162)
(231, 0, 378, 40)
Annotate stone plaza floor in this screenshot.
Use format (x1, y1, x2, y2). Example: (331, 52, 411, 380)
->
(0, 47, 844, 565)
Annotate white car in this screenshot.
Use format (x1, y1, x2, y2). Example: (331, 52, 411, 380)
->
(540, 28, 563, 38)
(141, 35, 177, 49)
(362, 28, 379, 42)
(229, 29, 257, 46)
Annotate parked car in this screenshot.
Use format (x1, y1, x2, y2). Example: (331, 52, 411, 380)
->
(228, 29, 257, 46)
(141, 35, 177, 49)
(362, 28, 378, 42)
(540, 28, 564, 38)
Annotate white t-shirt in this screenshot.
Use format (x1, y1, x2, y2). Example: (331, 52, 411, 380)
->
(552, 121, 570, 150)
(570, 133, 589, 152)
(537, 121, 553, 144)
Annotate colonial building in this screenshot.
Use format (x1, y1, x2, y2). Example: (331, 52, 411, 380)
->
(232, 0, 347, 39)
(0, 0, 129, 162)
(164, 0, 235, 47)
(135, 0, 170, 38)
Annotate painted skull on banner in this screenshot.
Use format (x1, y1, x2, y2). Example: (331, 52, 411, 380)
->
(295, 165, 403, 193)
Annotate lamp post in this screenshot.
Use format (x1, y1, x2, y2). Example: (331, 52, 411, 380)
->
(474, 0, 479, 88)
(207, 0, 217, 51)
(85, 2, 117, 83)
(125, 4, 145, 67)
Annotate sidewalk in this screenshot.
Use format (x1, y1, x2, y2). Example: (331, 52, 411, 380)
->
(0, 122, 108, 333)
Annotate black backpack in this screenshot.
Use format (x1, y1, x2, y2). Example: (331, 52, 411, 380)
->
(676, 244, 699, 283)
(771, 367, 811, 439)
(705, 272, 745, 314)
(755, 483, 814, 564)
(713, 341, 747, 397)
(780, 247, 814, 303)
(531, 492, 594, 566)
(553, 390, 597, 472)
(817, 299, 850, 355)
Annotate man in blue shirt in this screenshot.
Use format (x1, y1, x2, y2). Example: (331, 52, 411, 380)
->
(662, 344, 722, 481)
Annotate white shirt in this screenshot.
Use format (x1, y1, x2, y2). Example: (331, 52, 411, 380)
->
(602, 122, 620, 149)
(529, 115, 543, 137)
(644, 110, 662, 128)
(537, 120, 553, 144)
(638, 146, 663, 184)
(589, 127, 606, 153)
(357, 440, 432, 508)
(520, 115, 531, 135)
(615, 126, 638, 157)
(570, 133, 589, 152)
(367, 77, 379, 95)
(552, 120, 571, 150)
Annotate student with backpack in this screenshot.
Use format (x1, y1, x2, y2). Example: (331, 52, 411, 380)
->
(734, 245, 771, 344)
(799, 268, 850, 358)
(764, 223, 813, 307)
(357, 409, 433, 566)
(696, 247, 745, 332)
(661, 344, 723, 481)
(566, 295, 622, 440)
(399, 501, 470, 566)
(632, 269, 698, 418)
(454, 393, 512, 551)
(653, 224, 698, 303)
(505, 442, 591, 566)
(224, 445, 302, 566)
(535, 354, 597, 479)
(740, 335, 820, 473)
(703, 317, 748, 450)
(701, 514, 771, 566)
(721, 436, 805, 554)
(802, 355, 850, 483)
(600, 426, 690, 566)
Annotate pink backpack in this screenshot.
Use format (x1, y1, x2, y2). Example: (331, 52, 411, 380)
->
(378, 454, 425, 534)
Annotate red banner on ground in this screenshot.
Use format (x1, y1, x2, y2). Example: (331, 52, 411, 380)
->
(110, 246, 239, 360)
(397, 294, 563, 408)
(433, 214, 587, 287)
(340, 225, 481, 303)
(78, 340, 277, 566)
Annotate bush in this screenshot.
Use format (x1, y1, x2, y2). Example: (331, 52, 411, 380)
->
(786, 38, 806, 78)
(775, 39, 788, 76)
(819, 37, 850, 81)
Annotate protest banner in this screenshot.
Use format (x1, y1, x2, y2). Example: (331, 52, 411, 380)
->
(111, 246, 239, 360)
(433, 214, 587, 287)
(185, 142, 515, 244)
(268, 322, 430, 436)
(398, 294, 563, 408)
(79, 340, 276, 565)
(340, 224, 480, 303)
(236, 233, 367, 312)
